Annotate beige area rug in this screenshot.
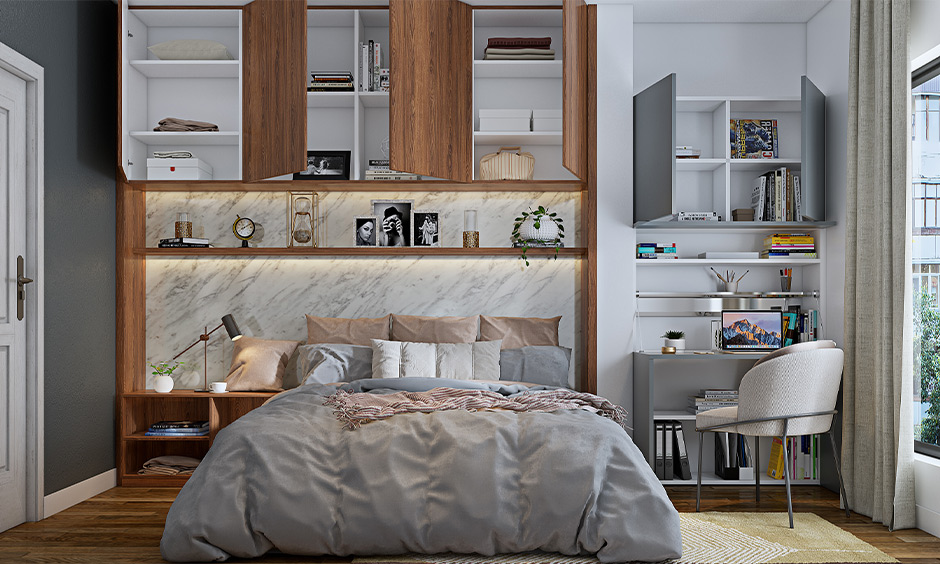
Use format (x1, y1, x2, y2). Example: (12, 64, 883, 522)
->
(352, 513, 896, 564)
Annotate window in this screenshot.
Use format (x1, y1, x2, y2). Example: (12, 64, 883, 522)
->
(913, 67, 940, 458)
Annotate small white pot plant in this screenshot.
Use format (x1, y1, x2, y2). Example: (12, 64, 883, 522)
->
(150, 360, 184, 393)
(661, 330, 686, 351)
(511, 206, 565, 267)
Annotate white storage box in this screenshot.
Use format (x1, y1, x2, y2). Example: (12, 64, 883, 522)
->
(147, 158, 213, 180)
(479, 109, 531, 132)
(532, 109, 562, 132)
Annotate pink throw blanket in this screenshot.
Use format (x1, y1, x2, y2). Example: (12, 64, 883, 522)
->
(324, 387, 628, 429)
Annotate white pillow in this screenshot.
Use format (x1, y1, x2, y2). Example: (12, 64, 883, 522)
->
(148, 39, 234, 61)
(370, 339, 501, 380)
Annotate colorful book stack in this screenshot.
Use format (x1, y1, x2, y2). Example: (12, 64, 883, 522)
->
(750, 168, 802, 222)
(308, 71, 354, 92)
(158, 237, 209, 248)
(782, 306, 820, 344)
(483, 37, 555, 60)
(730, 119, 778, 158)
(358, 40, 387, 92)
(761, 233, 816, 259)
(636, 242, 677, 259)
(364, 159, 419, 181)
(687, 389, 738, 415)
(767, 435, 819, 480)
(144, 420, 209, 437)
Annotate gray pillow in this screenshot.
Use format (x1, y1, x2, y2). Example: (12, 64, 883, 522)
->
(297, 344, 373, 385)
(499, 345, 572, 388)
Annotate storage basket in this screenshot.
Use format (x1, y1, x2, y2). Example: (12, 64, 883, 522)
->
(479, 146, 535, 180)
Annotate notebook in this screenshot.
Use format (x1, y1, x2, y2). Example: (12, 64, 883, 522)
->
(720, 310, 783, 353)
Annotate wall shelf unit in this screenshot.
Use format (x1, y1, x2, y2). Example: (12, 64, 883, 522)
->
(634, 220, 836, 230)
(137, 247, 586, 257)
(129, 179, 587, 192)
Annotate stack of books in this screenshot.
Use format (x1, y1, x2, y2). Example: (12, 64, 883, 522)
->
(751, 167, 802, 221)
(676, 211, 720, 222)
(761, 233, 816, 259)
(636, 242, 677, 259)
(144, 420, 209, 437)
(364, 159, 419, 181)
(158, 237, 209, 248)
(730, 119, 778, 158)
(483, 37, 555, 60)
(358, 40, 387, 92)
(676, 146, 702, 159)
(687, 389, 738, 415)
(308, 71, 354, 92)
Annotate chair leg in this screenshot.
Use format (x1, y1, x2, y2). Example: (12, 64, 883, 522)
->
(754, 436, 760, 503)
(828, 430, 851, 518)
(696, 431, 704, 512)
(782, 420, 793, 529)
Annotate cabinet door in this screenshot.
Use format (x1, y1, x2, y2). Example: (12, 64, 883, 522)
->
(563, 0, 588, 181)
(801, 76, 826, 222)
(243, 0, 307, 182)
(633, 74, 676, 224)
(389, 0, 472, 182)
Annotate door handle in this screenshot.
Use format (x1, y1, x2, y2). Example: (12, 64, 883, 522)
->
(16, 255, 33, 321)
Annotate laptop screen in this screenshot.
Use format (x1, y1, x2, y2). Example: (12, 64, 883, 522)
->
(721, 310, 784, 351)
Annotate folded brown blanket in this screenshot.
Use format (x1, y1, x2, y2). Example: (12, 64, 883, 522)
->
(487, 36, 552, 49)
(154, 117, 219, 132)
(325, 387, 628, 429)
(138, 455, 201, 476)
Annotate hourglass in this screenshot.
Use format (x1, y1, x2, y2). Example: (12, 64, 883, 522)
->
(288, 192, 319, 247)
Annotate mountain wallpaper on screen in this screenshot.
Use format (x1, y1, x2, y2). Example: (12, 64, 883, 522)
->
(723, 319, 782, 347)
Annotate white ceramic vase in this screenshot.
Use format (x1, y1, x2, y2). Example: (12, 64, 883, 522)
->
(154, 374, 175, 393)
(519, 216, 559, 242)
(664, 338, 686, 351)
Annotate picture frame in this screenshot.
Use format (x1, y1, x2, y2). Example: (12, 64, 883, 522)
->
(293, 150, 351, 180)
(371, 199, 413, 247)
(354, 216, 378, 247)
(412, 210, 441, 247)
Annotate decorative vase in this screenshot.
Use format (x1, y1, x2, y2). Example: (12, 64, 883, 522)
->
(154, 375, 175, 393)
(664, 338, 686, 351)
(519, 216, 559, 242)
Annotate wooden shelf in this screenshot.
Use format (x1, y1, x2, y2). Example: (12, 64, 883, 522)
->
(123, 433, 210, 441)
(119, 473, 191, 487)
(634, 221, 835, 230)
(636, 291, 818, 298)
(122, 390, 278, 398)
(129, 131, 240, 146)
(129, 179, 586, 192)
(473, 60, 562, 78)
(130, 60, 239, 78)
(137, 247, 585, 257)
(474, 131, 562, 145)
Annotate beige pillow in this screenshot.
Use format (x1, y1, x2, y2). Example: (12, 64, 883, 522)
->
(306, 314, 390, 345)
(224, 337, 300, 391)
(479, 315, 561, 349)
(148, 39, 234, 61)
(371, 339, 501, 380)
(390, 314, 479, 343)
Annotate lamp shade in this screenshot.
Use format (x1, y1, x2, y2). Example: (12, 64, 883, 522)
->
(221, 314, 242, 341)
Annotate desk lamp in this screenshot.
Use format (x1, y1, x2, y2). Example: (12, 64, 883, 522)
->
(172, 314, 243, 391)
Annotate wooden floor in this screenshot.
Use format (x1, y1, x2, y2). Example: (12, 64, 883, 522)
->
(0, 486, 936, 563)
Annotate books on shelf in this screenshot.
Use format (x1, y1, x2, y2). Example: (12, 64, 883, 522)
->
(677, 211, 720, 222)
(365, 160, 419, 181)
(731, 119, 778, 158)
(308, 71, 354, 92)
(358, 41, 388, 92)
(144, 420, 209, 437)
(676, 145, 702, 159)
(751, 168, 803, 222)
(687, 389, 738, 415)
(158, 237, 210, 248)
(637, 242, 677, 259)
(762, 232, 816, 259)
(767, 435, 819, 480)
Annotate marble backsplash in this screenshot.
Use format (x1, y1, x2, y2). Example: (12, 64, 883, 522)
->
(145, 192, 583, 390)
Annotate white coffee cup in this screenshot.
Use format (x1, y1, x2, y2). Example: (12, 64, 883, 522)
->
(211, 381, 227, 393)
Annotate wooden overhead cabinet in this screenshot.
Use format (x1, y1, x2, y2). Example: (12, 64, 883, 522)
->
(563, 0, 588, 181)
(243, 0, 308, 181)
(389, 0, 473, 182)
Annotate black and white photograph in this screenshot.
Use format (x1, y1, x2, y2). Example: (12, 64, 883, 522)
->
(412, 210, 441, 247)
(293, 150, 351, 180)
(371, 199, 413, 247)
(354, 216, 377, 247)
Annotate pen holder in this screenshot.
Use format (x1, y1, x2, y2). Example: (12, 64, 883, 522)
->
(719, 280, 738, 293)
(780, 276, 792, 291)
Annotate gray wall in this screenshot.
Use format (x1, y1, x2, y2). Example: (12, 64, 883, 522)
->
(0, 0, 116, 495)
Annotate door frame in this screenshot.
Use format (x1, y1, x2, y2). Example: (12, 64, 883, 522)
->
(0, 41, 44, 522)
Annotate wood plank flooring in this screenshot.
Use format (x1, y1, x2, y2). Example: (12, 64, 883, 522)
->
(0, 486, 935, 563)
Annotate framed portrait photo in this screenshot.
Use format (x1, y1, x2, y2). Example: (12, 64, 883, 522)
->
(293, 150, 351, 180)
(371, 199, 413, 247)
(354, 216, 378, 247)
(412, 210, 441, 247)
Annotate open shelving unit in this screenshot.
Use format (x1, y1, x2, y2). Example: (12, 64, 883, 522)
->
(136, 247, 585, 257)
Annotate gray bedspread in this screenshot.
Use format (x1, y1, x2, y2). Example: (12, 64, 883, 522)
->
(161, 379, 681, 562)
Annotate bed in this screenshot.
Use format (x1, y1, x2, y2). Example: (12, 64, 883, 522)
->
(160, 375, 682, 562)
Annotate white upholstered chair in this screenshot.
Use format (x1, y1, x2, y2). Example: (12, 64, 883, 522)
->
(694, 340, 850, 528)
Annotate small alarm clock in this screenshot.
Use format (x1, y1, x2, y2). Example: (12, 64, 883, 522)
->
(232, 215, 256, 248)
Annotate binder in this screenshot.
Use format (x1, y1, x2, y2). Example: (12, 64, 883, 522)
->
(715, 432, 740, 479)
(663, 421, 674, 480)
(655, 422, 665, 479)
(672, 421, 693, 480)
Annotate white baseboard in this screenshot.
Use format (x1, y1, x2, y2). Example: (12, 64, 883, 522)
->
(42, 468, 116, 519)
(917, 504, 940, 539)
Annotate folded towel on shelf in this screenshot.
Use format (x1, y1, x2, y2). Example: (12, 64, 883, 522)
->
(153, 117, 219, 132)
(152, 151, 194, 159)
(486, 36, 552, 49)
(484, 48, 555, 56)
(138, 455, 201, 476)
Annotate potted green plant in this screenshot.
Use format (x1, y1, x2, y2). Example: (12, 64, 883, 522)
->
(150, 360, 184, 393)
(661, 330, 686, 351)
(511, 206, 565, 267)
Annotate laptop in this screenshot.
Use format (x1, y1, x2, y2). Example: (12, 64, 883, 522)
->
(720, 310, 784, 353)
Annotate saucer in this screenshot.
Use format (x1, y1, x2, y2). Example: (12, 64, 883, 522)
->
(210, 390, 229, 394)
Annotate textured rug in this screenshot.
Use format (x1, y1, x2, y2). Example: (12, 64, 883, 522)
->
(351, 513, 896, 564)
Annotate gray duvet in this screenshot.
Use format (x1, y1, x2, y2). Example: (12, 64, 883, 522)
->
(161, 379, 681, 563)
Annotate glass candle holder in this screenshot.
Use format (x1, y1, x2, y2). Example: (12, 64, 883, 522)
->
(462, 231, 479, 248)
(175, 212, 192, 238)
(463, 209, 479, 248)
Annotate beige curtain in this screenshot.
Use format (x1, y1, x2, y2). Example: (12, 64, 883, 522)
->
(844, 0, 915, 531)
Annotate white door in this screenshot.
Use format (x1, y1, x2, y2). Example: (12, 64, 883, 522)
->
(0, 62, 28, 532)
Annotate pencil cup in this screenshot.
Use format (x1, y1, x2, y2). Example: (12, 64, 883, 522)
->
(780, 276, 792, 291)
(720, 280, 738, 293)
